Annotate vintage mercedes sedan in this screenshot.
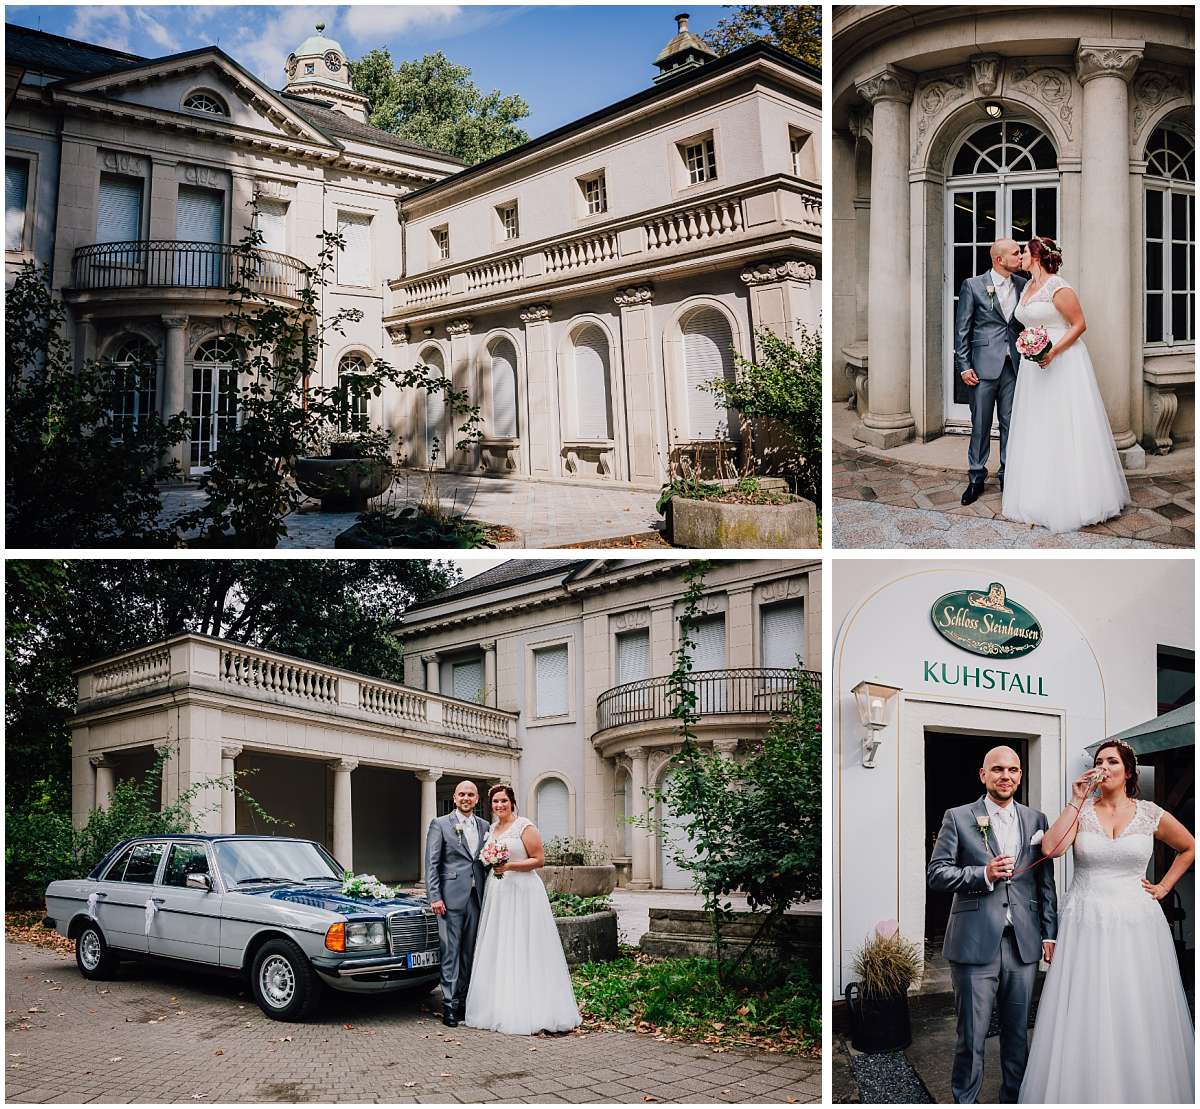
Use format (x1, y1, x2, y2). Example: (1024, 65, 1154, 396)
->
(43, 835, 440, 1020)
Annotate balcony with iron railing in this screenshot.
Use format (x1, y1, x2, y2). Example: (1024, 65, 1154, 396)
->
(387, 174, 821, 323)
(69, 241, 306, 303)
(593, 666, 821, 754)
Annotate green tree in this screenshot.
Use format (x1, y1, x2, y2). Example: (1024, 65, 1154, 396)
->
(4, 559, 459, 811)
(349, 48, 530, 164)
(702, 5, 822, 68)
(5, 263, 190, 547)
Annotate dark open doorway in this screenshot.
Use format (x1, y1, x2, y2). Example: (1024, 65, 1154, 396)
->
(924, 731, 1029, 945)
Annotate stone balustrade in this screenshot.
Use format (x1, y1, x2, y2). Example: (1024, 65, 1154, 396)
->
(219, 644, 339, 703)
(92, 646, 172, 697)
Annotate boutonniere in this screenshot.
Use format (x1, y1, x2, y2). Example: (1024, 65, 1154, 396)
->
(985, 284, 996, 302)
(453, 822, 464, 837)
(976, 814, 992, 851)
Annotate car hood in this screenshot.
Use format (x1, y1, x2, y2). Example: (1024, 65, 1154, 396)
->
(244, 884, 430, 916)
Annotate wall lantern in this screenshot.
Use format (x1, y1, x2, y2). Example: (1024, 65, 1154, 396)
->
(851, 680, 902, 769)
(983, 102, 1003, 119)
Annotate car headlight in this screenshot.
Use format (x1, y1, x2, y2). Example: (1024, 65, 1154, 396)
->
(345, 921, 386, 950)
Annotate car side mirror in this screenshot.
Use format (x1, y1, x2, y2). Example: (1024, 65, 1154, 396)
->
(186, 872, 213, 892)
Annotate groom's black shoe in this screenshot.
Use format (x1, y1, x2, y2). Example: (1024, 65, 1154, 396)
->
(442, 1003, 458, 1027)
(961, 478, 986, 506)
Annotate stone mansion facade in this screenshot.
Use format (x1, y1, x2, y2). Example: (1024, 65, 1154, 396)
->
(831, 4, 1195, 466)
(6, 16, 821, 487)
(70, 558, 822, 891)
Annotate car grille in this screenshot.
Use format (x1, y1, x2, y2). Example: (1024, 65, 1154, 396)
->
(388, 910, 439, 955)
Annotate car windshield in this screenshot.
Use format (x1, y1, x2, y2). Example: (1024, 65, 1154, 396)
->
(214, 839, 342, 887)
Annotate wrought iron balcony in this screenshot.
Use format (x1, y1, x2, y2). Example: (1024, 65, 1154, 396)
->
(595, 667, 821, 734)
(71, 240, 305, 301)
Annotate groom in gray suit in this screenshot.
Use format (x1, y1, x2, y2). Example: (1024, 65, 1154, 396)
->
(953, 239, 1028, 505)
(927, 747, 1058, 1103)
(425, 780, 490, 1027)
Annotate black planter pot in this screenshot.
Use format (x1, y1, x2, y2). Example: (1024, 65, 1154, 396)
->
(844, 982, 912, 1053)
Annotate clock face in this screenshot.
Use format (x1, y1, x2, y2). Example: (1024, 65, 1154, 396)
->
(324, 51, 342, 73)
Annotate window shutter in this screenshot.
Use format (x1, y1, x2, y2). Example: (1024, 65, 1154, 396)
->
(535, 644, 569, 717)
(691, 615, 726, 672)
(574, 326, 612, 439)
(490, 341, 519, 438)
(337, 211, 371, 286)
(616, 629, 650, 685)
(762, 600, 805, 669)
(536, 779, 569, 842)
(451, 659, 483, 704)
(6, 158, 28, 251)
(97, 175, 143, 242)
(176, 186, 223, 243)
(682, 309, 736, 439)
(255, 199, 287, 253)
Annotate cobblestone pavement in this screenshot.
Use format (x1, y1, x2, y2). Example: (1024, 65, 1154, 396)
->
(833, 445, 1194, 549)
(159, 472, 663, 550)
(5, 943, 818, 1105)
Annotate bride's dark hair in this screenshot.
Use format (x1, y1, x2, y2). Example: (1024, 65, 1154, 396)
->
(1027, 236, 1064, 274)
(1093, 740, 1139, 798)
(488, 783, 518, 812)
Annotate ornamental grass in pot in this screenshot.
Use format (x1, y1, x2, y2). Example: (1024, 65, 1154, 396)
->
(845, 920, 923, 1053)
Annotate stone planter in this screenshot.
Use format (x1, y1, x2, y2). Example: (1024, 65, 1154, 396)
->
(295, 456, 393, 511)
(554, 909, 619, 967)
(668, 494, 818, 549)
(538, 863, 617, 897)
(640, 907, 821, 976)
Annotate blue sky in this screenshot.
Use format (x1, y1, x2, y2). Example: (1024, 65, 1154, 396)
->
(8, 5, 730, 136)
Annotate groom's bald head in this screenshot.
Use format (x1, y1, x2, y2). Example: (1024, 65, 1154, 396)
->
(990, 238, 1022, 274)
(980, 746, 1022, 803)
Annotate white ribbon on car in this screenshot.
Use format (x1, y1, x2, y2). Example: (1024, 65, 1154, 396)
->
(87, 892, 99, 919)
(144, 898, 158, 935)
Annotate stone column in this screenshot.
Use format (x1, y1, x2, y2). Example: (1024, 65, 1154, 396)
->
(90, 755, 115, 810)
(520, 304, 559, 478)
(627, 746, 653, 890)
(713, 739, 740, 760)
(480, 640, 497, 707)
(613, 287, 666, 485)
(161, 315, 190, 476)
(220, 745, 242, 835)
(740, 260, 819, 358)
(1076, 39, 1145, 469)
(446, 319, 476, 471)
(332, 758, 358, 871)
(74, 315, 98, 374)
(854, 65, 916, 448)
(416, 769, 443, 884)
(422, 654, 440, 694)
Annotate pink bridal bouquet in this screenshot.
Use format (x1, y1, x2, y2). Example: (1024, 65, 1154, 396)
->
(1016, 326, 1053, 365)
(479, 838, 511, 879)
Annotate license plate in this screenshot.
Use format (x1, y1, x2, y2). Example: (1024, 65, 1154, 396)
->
(408, 949, 438, 969)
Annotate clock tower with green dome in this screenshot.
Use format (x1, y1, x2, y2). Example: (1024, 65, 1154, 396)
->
(283, 23, 370, 123)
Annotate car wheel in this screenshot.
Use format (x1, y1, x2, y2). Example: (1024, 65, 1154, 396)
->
(250, 938, 322, 1021)
(75, 921, 117, 980)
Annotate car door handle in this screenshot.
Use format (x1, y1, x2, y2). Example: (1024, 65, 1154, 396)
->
(151, 897, 165, 904)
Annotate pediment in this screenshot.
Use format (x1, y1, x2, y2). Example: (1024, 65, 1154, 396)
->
(50, 48, 338, 150)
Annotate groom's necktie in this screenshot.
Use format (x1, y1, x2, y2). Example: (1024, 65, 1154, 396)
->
(997, 279, 1014, 320)
(461, 816, 479, 857)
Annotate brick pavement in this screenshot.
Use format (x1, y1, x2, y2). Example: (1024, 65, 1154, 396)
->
(833, 444, 1195, 549)
(4, 943, 819, 1104)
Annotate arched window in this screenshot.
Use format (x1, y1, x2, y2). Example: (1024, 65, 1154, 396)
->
(488, 337, 519, 438)
(1144, 124, 1195, 347)
(951, 120, 1057, 176)
(421, 347, 447, 464)
(681, 306, 737, 440)
(535, 778, 569, 843)
(190, 337, 238, 470)
(572, 325, 612, 440)
(109, 336, 158, 432)
(183, 90, 228, 116)
(337, 353, 370, 433)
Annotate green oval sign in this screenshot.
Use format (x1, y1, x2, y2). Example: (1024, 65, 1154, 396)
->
(930, 583, 1043, 659)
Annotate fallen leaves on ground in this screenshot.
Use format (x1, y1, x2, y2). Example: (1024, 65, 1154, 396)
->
(6, 912, 74, 956)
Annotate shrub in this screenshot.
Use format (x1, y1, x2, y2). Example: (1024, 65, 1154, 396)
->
(548, 891, 613, 918)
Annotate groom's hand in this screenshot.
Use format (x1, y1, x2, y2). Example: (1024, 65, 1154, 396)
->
(961, 369, 980, 387)
(985, 855, 1014, 883)
(430, 900, 446, 916)
(1042, 941, 1054, 965)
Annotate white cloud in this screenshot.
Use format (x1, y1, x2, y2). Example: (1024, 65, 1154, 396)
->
(229, 6, 330, 85)
(340, 4, 464, 42)
(68, 7, 134, 55)
(135, 10, 181, 53)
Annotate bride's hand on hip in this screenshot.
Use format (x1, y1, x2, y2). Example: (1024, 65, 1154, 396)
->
(1141, 878, 1170, 900)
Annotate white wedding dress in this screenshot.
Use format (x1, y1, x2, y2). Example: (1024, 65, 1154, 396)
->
(1019, 799, 1195, 1103)
(1002, 275, 1130, 532)
(463, 816, 582, 1035)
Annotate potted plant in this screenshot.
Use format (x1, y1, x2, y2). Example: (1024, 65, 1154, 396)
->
(844, 920, 922, 1053)
(295, 427, 395, 511)
(659, 468, 818, 549)
(538, 836, 616, 896)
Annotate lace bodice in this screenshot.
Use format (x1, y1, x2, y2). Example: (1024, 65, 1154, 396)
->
(1069, 798, 1164, 898)
(487, 816, 532, 863)
(1015, 275, 1073, 334)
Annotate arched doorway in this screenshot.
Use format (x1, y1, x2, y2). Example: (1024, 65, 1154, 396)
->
(189, 336, 238, 472)
(420, 346, 447, 467)
(943, 118, 1059, 429)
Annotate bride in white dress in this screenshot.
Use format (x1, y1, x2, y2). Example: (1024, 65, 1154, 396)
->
(464, 784, 582, 1035)
(1019, 740, 1195, 1103)
(1002, 237, 1130, 533)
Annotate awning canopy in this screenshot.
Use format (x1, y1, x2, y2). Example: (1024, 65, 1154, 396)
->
(1086, 702, 1195, 758)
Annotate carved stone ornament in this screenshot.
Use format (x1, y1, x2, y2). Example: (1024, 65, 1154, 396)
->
(913, 72, 970, 164)
(1132, 69, 1190, 136)
(160, 314, 189, 331)
(740, 259, 816, 285)
(713, 739, 740, 758)
(1075, 41, 1143, 86)
(333, 758, 359, 774)
(253, 178, 294, 201)
(479, 640, 497, 652)
(1010, 65, 1076, 140)
(1147, 384, 1179, 455)
(100, 150, 146, 176)
(847, 106, 872, 145)
(759, 577, 804, 604)
(611, 609, 651, 632)
(519, 304, 552, 323)
(855, 65, 916, 107)
(445, 318, 473, 336)
(385, 323, 409, 344)
(970, 55, 1002, 97)
(89, 754, 113, 769)
(695, 594, 724, 617)
(613, 286, 653, 307)
(184, 164, 224, 188)
(221, 744, 243, 760)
